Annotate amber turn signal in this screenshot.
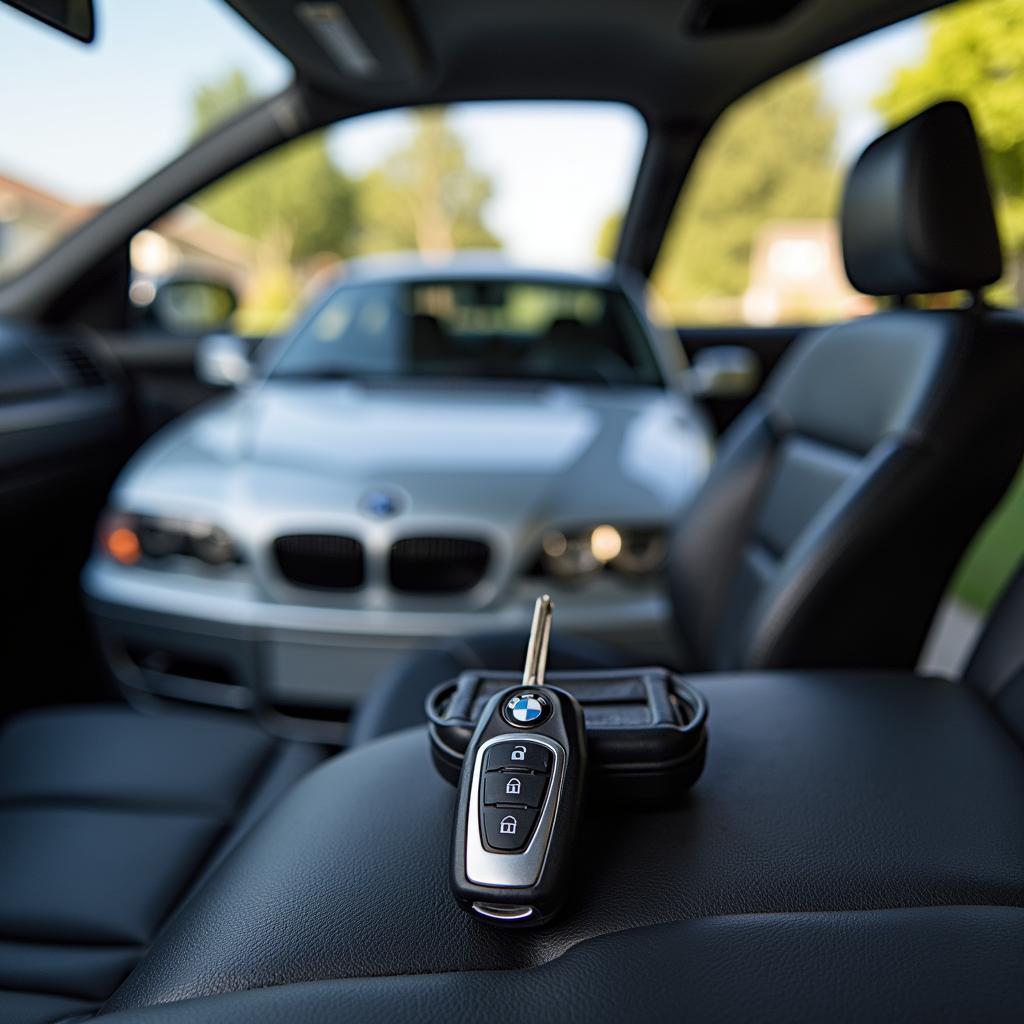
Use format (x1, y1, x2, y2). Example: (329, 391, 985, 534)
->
(104, 524, 142, 566)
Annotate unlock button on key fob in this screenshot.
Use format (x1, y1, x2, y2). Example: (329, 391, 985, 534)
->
(484, 740, 550, 773)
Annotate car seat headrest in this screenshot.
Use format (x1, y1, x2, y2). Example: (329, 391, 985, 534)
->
(841, 101, 1002, 297)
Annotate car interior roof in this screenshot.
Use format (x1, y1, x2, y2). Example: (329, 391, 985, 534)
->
(228, 0, 944, 123)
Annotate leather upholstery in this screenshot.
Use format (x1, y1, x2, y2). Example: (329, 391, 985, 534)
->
(669, 308, 1024, 672)
(965, 564, 1024, 743)
(91, 907, 1024, 1023)
(842, 102, 1002, 296)
(0, 706, 323, 1024)
(105, 670, 1024, 1014)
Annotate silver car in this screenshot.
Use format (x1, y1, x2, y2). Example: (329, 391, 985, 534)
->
(84, 256, 714, 738)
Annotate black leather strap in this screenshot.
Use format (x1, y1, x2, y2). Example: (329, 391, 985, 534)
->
(349, 633, 639, 746)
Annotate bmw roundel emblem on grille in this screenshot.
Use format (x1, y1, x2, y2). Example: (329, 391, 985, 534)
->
(361, 489, 402, 519)
(503, 691, 550, 727)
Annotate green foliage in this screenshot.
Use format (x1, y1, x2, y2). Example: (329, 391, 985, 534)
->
(877, 0, 1024, 303)
(186, 82, 497, 289)
(191, 74, 358, 266)
(650, 66, 840, 322)
(191, 69, 254, 140)
(595, 212, 623, 262)
(181, 72, 362, 332)
(196, 134, 358, 265)
(949, 463, 1024, 611)
(354, 107, 499, 255)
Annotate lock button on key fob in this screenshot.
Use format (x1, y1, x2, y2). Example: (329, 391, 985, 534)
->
(482, 769, 547, 807)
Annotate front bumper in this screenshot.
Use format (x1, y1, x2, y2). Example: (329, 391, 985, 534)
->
(84, 559, 677, 741)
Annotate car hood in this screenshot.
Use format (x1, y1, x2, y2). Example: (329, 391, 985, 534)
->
(115, 381, 713, 528)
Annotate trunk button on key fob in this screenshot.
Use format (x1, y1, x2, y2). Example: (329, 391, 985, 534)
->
(482, 806, 540, 851)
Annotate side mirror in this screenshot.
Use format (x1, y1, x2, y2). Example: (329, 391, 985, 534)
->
(685, 345, 761, 400)
(146, 278, 238, 337)
(195, 333, 253, 389)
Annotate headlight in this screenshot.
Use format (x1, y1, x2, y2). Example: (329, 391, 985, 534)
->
(99, 511, 240, 567)
(539, 525, 666, 580)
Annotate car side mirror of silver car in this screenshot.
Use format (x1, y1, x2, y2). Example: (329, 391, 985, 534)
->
(684, 345, 761, 399)
(196, 333, 253, 389)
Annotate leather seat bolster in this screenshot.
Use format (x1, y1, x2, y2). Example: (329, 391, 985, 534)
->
(671, 305, 1024, 673)
(0, 706, 274, 812)
(90, 907, 1024, 1024)
(0, 706, 323, 1018)
(964, 566, 1024, 745)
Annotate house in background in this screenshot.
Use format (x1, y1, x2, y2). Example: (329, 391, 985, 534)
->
(132, 206, 257, 299)
(0, 171, 257, 306)
(0, 172, 95, 278)
(742, 220, 874, 325)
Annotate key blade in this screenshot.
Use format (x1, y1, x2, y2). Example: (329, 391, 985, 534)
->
(523, 594, 554, 688)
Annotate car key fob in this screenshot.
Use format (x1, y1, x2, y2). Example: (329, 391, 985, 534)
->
(450, 596, 587, 927)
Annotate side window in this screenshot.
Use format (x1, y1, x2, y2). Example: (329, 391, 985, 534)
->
(651, 64, 859, 327)
(129, 96, 646, 337)
(649, 0, 1021, 328)
(131, 106, 499, 337)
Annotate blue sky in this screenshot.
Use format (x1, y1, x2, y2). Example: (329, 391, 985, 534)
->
(0, 0, 927, 267)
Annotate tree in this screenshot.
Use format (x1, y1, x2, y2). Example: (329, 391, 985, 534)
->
(648, 66, 839, 322)
(355, 107, 499, 255)
(595, 212, 622, 262)
(191, 69, 254, 139)
(191, 73, 358, 266)
(197, 135, 358, 265)
(182, 71, 361, 331)
(876, 0, 1024, 303)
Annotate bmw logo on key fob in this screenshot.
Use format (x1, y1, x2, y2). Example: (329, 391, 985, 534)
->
(503, 691, 551, 727)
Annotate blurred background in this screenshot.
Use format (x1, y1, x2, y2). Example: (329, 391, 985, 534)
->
(2, 0, 1022, 663)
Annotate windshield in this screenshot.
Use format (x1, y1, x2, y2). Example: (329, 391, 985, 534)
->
(0, 0, 292, 281)
(270, 279, 665, 388)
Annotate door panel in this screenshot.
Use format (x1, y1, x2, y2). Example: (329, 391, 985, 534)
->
(678, 325, 809, 433)
(98, 331, 264, 436)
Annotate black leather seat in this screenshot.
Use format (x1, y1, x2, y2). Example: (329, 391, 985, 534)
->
(92, 571, 1024, 1022)
(7, 512, 1023, 1024)
(352, 100, 1024, 743)
(963, 562, 1024, 745)
(0, 706, 323, 1023)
